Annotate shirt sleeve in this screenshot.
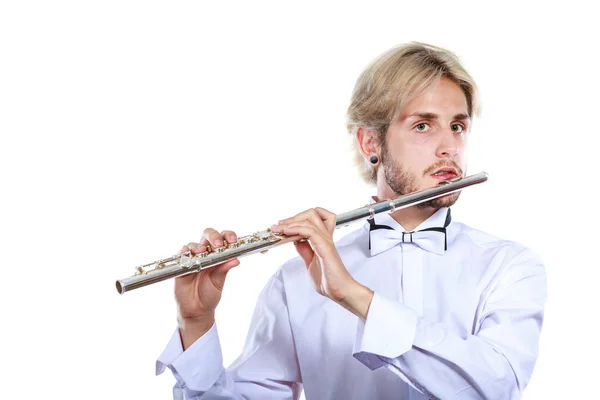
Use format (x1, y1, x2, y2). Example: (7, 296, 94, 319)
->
(352, 248, 547, 399)
(156, 270, 303, 399)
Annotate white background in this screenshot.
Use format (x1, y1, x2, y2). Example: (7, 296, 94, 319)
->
(1, 1, 598, 399)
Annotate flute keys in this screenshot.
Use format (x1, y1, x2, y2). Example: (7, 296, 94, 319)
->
(242, 236, 257, 244)
(258, 230, 272, 240)
(213, 246, 227, 253)
(180, 254, 193, 268)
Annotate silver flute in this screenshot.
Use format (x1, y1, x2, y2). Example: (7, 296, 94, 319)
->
(116, 172, 488, 294)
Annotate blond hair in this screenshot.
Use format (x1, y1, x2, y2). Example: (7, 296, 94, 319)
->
(346, 42, 480, 184)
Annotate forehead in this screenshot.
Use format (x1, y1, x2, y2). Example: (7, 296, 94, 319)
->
(400, 77, 469, 119)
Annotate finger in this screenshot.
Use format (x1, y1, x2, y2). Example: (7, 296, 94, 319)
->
(273, 217, 329, 242)
(209, 258, 241, 290)
(192, 244, 209, 255)
(285, 223, 335, 261)
(186, 242, 197, 251)
(275, 233, 305, 246)
(274, 221, 335, 257)
(314, 207, 337, 233)
(305, 209, 328, 233)
(279, 207, 336, 234)
(201, 228, 225, 249)
(274, 221, 319, 239)
(179, 245, 190, 255)
(278, 208, 328, 234)
(220, 230, 238, 244)
(278, 208, 324, 228)
(293, 240, 315, 267)
(183, 241, 207, 255)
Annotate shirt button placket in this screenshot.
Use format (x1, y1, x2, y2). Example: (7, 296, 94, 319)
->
(401, 246, 424, 317)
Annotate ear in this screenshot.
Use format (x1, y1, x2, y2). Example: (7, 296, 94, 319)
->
(356, 127, 381, 161)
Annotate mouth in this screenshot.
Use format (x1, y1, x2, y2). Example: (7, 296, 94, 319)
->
(431, 167, 459, 181)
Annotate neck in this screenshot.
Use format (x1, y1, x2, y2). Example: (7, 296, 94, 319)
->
(388, 203, 437, 231)
(375, 187, 438, 231)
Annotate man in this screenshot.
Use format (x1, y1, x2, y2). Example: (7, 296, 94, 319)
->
(156, 42, 547, 399)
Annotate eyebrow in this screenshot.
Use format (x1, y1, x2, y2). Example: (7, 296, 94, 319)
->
(406, 112, 470, 121)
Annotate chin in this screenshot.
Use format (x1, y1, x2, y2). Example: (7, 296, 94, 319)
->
(417, 192, 460, 209)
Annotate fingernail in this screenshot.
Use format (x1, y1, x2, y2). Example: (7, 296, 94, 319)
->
(215, 239, 223, 247)
(271, 224, 281, 233)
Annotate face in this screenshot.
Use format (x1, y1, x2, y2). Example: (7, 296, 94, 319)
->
(379, 77, 470, 209)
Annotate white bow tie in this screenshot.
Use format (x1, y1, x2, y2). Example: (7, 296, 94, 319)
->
(368, 208, 452, 256)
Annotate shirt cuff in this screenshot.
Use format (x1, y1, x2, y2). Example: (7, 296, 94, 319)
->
(353, 292, 419, 370)
(155, 321, 224, 392)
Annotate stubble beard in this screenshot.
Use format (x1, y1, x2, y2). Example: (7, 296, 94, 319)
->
(381, 144, 460, 210)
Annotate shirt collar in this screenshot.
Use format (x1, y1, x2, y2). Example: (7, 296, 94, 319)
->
(368, 196, 451, 233)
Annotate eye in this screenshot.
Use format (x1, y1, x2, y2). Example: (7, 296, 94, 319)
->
(451, 124, 464, 133)
(415, 123, 430, 132)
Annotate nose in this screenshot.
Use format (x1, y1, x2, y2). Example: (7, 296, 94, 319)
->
(436, 130, 460, 159)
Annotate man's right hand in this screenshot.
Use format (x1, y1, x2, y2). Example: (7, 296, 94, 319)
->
(174, 228, 240, 349)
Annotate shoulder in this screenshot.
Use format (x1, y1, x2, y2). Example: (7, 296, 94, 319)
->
(451, 220, 546, 283)
(453, 221, 538, 257)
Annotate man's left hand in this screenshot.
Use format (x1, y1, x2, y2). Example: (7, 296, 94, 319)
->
(271, 207, 374, 320)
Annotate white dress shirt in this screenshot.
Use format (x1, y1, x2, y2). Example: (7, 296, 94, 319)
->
(156, 206, 547, 399)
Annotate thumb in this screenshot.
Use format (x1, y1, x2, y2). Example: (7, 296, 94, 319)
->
(208, 259, 240, 290)
(294, 241, 315, 267)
